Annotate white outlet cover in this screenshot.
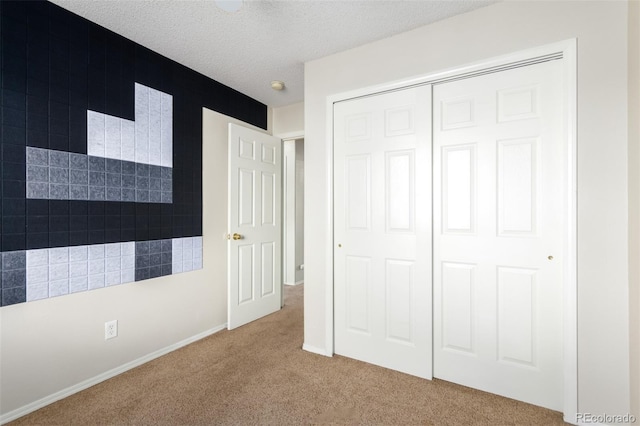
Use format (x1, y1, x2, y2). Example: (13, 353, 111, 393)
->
(105, 320, 118, 340)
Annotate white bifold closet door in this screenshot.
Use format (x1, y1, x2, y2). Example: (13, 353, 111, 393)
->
(333, 85, 432, 379)
(433, 59, 565, 410)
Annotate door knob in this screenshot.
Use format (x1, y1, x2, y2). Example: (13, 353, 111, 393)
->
(232, 233, 242, 240)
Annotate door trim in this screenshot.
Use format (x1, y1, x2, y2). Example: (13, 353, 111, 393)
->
(325, 39, 577, 422)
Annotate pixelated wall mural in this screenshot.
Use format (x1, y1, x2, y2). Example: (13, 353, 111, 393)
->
(0, 1, 268, 306)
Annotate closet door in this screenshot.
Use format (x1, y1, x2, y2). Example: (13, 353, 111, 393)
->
(433, 60, 564, 410)
(333, 86, 432, 378)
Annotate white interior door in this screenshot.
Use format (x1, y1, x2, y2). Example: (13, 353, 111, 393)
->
(333, 86, 432, 378)
(433, 60, 565, 410)
(228, 123, 282, 330)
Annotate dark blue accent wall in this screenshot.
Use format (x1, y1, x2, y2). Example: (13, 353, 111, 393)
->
(0, 0, 267, 254)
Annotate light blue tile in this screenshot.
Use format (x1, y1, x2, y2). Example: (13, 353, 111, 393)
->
(70, 169, 88, 185)
(135, 241, 149, 255)
(149, 191, 161, 203)
(193, 257, 203, 270)
(121, 242, 135, 256)
(183, 259, 193, 272)
(149, 165, 162, 178)
(89, 171, 105, 186)
(69, 246, 88, 262)
(161, 252, 171, 265)
(136, 176, 149, 190)
(27, 165, 49, 182)
(121, 188, 136, 202)
(161, 167, 172, 179)
(105, 271, 121, 286)
(106, 159, 121, 174)
(121, 269, 135, 284)
(89, 186, 106, 201)
(2, 251, 26, 270)
(136, 189, 149, 203)
(161, 178, 172, 192)
(122, 175, 136, 188)
(89, 245, 105, 259)
(69, 261, 88, 278)
(193, 237, 203, 250)
(49, 184, 70, 199)
(161, 239, 172, 252)
(27, 265, 48, 284)
(149, 240, 162, 254)
(2, 270, 26, 288)
(88, 156, 105, 172)
(122, 255, 135, 270)
(70, 185, 88, 200)
(161, 192, 172, 203)
(89, 259, 105, 275)
(27, 283, 49, 301)
(49, 150, 69, 168)
(136, 163, 150, 177)
(27, 182, 49, 199)
(26, 147, 49, 166)
(49, 263, 69, 281)
(149, 178, 161, 191)
(49, 279, 69, 297)
(88, 274, 105, 290)
(49, 247, 69, 264)
(27, 249, 48, 267)
(106, 173, 121, 187)
(69, 153, 88, 170)
(106, 257, 120, 272)
(122, 161, 136, 175)
(69, 277, 88, 293)
(106, 187, 121, 201)
(49, 167, 69, 184)
(105, 243, 120, 258)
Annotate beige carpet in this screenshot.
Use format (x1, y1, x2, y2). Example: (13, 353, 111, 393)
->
(11, 285, 565, 425)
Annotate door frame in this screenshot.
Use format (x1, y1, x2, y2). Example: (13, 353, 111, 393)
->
(276, 131, 304, 310)
(325, 39, 577, 422)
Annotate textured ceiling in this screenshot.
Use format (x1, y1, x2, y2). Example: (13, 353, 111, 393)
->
(50, 0, 495, 108)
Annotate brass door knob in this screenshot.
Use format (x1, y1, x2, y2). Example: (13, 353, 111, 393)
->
(232, 233, 242, 240)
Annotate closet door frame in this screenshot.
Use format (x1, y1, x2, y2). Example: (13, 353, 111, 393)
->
(325, 39, 577, 422)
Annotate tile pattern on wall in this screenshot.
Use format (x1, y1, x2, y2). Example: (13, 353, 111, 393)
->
(134, 238, 171, 281)
(1, 252, 27, 306)
(25, 147, 173, 203)
(6, 237, 203, 305)
(0, 0, 265, 255)
(0, 1, 266, 306)
(87, 83, 172, 167)
(172, 236, 203, 274)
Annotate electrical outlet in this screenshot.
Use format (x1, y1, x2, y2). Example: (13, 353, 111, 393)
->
(105, 320, 118, 340)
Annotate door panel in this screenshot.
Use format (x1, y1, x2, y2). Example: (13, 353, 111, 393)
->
(228, 123, 281, 329)
(433, 60, 564, 410)
(334, 86, 432, 379)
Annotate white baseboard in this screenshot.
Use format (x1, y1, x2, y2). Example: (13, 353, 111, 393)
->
(302, 343, 332, 357)
(0, 323, 227, 425)
(284, 280, 304, 286)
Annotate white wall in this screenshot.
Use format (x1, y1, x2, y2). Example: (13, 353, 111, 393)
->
(273, 102, 304, 137)
(629, 0, 640, 419)
(283, 140, 297, 285)
(283, 139, 305, 286)
(295, 140, 305, 283)
(0, 108, 269, 420)
(304, 0, 632, 418)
